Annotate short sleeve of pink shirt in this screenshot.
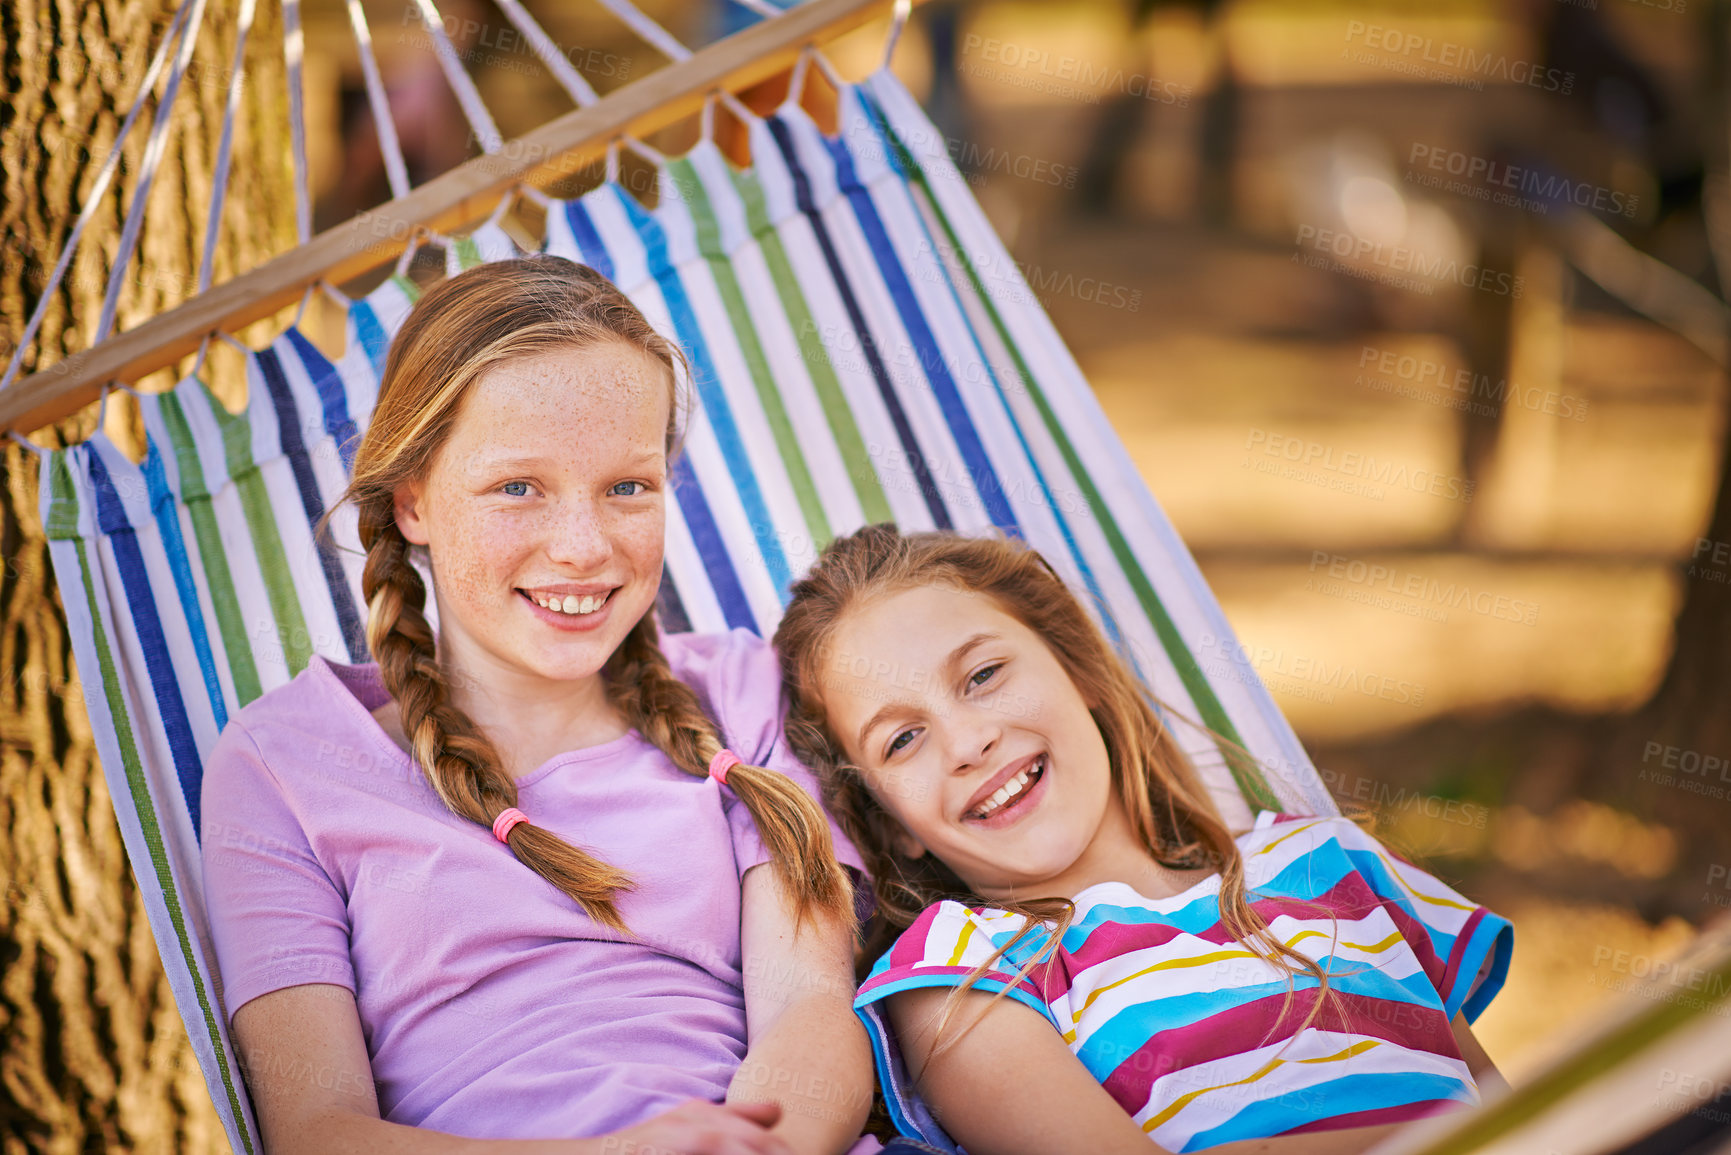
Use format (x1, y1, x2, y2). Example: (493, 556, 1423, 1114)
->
(200, 627, 868, 1142)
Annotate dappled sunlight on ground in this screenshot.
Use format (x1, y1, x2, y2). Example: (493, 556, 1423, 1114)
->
(1206, 556, 1678, 739)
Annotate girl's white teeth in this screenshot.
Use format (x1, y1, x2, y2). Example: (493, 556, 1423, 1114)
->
(534, 591, 608, 615)
(974, 758, 1045, 819)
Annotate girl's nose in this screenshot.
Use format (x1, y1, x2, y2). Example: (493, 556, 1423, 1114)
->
(544, 501, 613, 569)
(944, 705, 1001, 773)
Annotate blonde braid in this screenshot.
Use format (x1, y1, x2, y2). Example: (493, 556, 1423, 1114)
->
(604, 615, 852, 928)
(358, 506, 635, 931)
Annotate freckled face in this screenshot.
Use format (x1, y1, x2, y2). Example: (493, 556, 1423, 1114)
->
(820, 585, 1117, 899)
(394, 341, 671, 685)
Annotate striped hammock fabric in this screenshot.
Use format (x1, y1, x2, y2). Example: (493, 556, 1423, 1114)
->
(40, 69, 1333, 1154)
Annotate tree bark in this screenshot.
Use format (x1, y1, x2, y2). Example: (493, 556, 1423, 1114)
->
(0, 1, 294, 1150)
(1603, 1, 1731, 921)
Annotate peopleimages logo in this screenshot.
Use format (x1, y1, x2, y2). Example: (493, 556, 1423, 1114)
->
(1408, 143, 1639, 219)
(1342, 21, 1575, 94)
(1244, 428, 1475, 503)
(1356, 344, 1589, 422)
(960, 33, 1192, 106)
(1295, 224, 1524, 298)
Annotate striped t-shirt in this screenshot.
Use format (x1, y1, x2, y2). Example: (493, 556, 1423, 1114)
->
(854, 812, 1513, 1153)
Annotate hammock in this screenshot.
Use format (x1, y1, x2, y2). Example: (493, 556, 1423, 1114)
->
(12, 1, 1339, 1150)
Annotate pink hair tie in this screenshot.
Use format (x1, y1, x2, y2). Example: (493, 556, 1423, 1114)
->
(492, 807, 529, 843)
(708, 749, 742, 788)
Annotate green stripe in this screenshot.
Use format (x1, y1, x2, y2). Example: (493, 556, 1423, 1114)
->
(159, 393, 263, 705)
(206, 383, 314, 675)
(390, 272, 422, 302)
(873, 112, 1280, 811)
(63, 506, 255, 1153)
(454, 235, 483, 270)
(674, 157, 831, 548)
(45, 448, 81, 540)
(728, 164, 894, 525)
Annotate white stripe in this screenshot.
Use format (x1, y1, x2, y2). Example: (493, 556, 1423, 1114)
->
(663, 499, 726, 633)
(684, 145, 867, 539)
(137, 396, 243, 716)
(1136, 1029, 1474, 1143)
(43, 451, 258, 1152)
(660, 189, 813, 574)
(865, 72, 1330, 817)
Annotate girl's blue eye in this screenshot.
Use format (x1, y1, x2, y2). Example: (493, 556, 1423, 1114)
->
(502, 481, 529, 497)
(610, 480, 645, 497)
(887, 728, 917, 756)
(969, 663, 1003, 688)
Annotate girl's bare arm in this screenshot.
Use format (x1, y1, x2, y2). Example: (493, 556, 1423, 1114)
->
(886, 985, 1166, 1155)
(233, 984, 795, 1155)
(731, 864, 874, 1154)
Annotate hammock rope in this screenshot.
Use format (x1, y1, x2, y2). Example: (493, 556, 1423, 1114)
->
(492, 0, 602, 108)
(407, 0, 505, 154)
(595, 0, 694, 62)
(0, 0, 196, 393)
(198, 0, 258, 296)
(95, 0, 214, 346)
(282, 0, 313, 244)
(345, 0, 412, 199)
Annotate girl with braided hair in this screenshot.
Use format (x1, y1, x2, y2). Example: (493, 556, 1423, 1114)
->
(199, 255, 880, 1155)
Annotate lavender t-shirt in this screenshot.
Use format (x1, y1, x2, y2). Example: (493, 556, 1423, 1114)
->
(201, 628, 867, 1140)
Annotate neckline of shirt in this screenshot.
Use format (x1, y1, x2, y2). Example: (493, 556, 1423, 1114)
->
(308, 655, 652, 790)
(1019, 814, 1310, 910)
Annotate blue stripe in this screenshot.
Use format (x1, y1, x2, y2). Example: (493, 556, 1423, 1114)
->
(254, 347, 369, 662)
(1070, 965, 1439, 1081)
(284, 328, 361, 472)
(563, 199, 616, 282)
(1181, 1072, 1471, 1152)
(765, 115, 953, 531)
(87, 448, 205, 836)
(609, 188, 793, 599)
(824, 124, 1018, 532)
(141, 442, 228, 731)
(656, 564, 692, 635)
(349, 298, 391, 382)
(1452, 913, 1512, 1023)
(856, 1002, 961, 1152)
(849, 87, 1129, 650)
(671, 456, 756, 633)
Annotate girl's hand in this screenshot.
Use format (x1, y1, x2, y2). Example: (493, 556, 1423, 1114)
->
(597, 1099, 796, 1155)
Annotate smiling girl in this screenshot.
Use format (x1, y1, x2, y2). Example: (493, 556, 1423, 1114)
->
(774, 526, 1513, 1155)
(200, 256, 876, 1155)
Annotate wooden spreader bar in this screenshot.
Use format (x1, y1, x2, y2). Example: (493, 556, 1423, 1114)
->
(0, 0, 905, 435)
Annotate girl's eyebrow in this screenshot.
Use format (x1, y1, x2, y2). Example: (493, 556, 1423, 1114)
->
(854, 631, 1000, 752)
(471, 448, 662, 472)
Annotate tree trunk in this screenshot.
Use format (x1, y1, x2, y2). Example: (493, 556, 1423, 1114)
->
(0, 2, 294, 1150)
(1603, 1, 1731, 921)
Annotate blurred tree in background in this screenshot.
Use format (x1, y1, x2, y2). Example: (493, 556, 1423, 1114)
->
(0, 1, 292, 1148)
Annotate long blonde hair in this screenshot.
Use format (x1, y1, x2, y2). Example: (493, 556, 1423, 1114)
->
(774, 525, 1337, 1035)
(342, 255, 850, 932)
